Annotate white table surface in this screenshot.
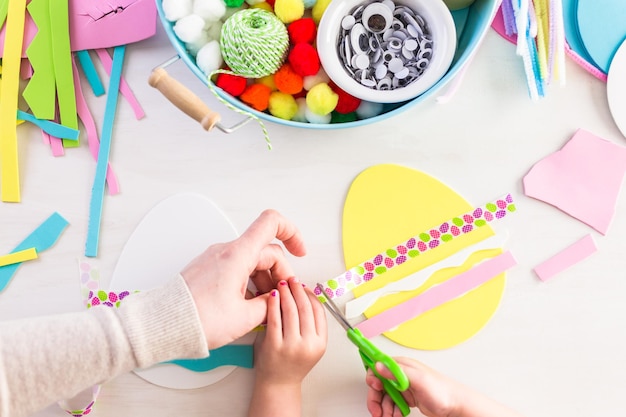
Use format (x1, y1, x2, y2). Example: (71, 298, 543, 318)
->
(1, 19, 625, 417)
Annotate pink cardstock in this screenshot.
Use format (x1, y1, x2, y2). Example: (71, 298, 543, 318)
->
(0, 0, 157, 56)
(534, 234, 597, 281)
(523, 129, 626, 235)
(356, 251, 518, 339)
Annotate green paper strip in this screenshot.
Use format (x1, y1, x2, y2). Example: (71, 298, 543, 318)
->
(0, 212, 69, 292)
(0, 0, 8, 36)
(76, 50, 105, 97)
(17, 110, 79, 140)
(49, 0, 78, 146)
(164, 345, 254, 372)
(23, 0, 57, 120)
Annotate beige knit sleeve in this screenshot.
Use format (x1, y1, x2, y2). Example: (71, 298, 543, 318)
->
(0, 274, 208, 417)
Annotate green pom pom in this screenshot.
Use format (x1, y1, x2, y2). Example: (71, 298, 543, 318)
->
(224, 0, 245, 7)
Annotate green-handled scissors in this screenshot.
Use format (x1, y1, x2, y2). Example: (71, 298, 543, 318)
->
(317, 284, 411, 416)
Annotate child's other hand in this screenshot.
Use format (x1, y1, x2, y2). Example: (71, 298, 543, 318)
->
(365, 357, 459, 417)
(248, 277, 327, 417)
(254, 277, 327, 386)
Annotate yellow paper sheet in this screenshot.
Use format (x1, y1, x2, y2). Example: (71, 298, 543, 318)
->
(0, 248, 38, 267)
(343, 164, 506, 350)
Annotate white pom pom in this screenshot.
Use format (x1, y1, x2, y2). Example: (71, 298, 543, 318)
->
(174, 14, 206, 43)
(186, 31, 209, 56)
(303, 67, 330, 90)
(193, 0, 226, 22)
(205, 20, 223, 41)
(196, 40, 223, 75)
(292, 97, 309, 123)
(163, 0, 192, 21)
(356, 100, 384, 119)
(305, 106, 332, 124)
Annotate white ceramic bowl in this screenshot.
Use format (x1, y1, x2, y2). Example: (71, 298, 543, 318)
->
(317, 0, 457, 103)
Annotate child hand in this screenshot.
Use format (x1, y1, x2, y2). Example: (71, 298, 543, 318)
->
(366, 357, 525, 417)
(366, 357, 459, 417)
(248, 277, 327, 417)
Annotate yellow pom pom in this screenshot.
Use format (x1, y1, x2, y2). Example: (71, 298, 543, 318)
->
(256, 74, 278, 91)
(306, 82, 338, 115)
(312, 0, 332, 24)
(274, 0, 304, 24)
(268, 91, 299, 120)
(250, 1, 273, 12)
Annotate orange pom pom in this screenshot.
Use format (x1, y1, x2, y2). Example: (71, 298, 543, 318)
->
(273, 63, 303, 95)
(240, 83, 272, 111)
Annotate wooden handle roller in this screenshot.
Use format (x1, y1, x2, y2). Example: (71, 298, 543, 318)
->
(148, 67, 221, 131)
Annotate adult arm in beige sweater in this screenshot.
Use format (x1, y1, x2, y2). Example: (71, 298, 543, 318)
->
(0, 210, 307, 417)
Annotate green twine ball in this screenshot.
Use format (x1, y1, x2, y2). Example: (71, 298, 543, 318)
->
(220, 9, 289, 78)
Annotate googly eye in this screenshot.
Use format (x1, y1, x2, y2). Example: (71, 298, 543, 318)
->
(361, 3, 393, 33)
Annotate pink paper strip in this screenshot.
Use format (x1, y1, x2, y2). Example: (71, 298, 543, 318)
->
(356, 251, 517, 338)
(95, 48, 145, 120)
(533, 234, 597, 281)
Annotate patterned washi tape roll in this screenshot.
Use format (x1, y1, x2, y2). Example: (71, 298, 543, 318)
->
(314, 193, 515, 300)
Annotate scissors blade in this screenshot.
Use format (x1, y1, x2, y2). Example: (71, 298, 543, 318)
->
(316, 283, 353, 331)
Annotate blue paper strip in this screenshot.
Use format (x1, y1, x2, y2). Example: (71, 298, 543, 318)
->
(85, 45, 125, 257)
(164, 345, 254, 372)
(17, 110, 79, 140)
(76, 50, 105, 97)
(0, 212, 69, 292)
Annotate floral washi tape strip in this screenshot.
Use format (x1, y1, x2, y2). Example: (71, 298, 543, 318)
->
(61, 261, 138, 417)
(314, 193, 516, 301)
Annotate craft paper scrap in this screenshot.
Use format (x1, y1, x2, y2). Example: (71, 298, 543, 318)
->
(523, 129, 626, 235)
(23, 0, 57, 120)
(0, 0, 157, 55)
(0, 248, 38, 267)
(344, 233, 508, 319)
(0, 0, 27, 202)
(576, 0, 626, 73)
(165, 345, 254, 372)
(0, 212, 69, 292)
(49, 0, 79, 146)
(316, 194, 515, 301)
(534, 234, 597, 281)
(73, 56, 121, 195)
(17, 110, 80, 141)
(356, 251, 518, 338)
(68, 0, 157, 51)
(76, 50, 105, 96)
(85, 45, 126, 257)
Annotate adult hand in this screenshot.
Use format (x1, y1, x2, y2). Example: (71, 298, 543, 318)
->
(180, 209, 306, 349)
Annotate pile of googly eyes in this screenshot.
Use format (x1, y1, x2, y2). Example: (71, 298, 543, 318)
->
(338, 1, 434, 91)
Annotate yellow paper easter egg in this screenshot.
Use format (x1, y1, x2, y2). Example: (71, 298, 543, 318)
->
(343, 164, 507, 350)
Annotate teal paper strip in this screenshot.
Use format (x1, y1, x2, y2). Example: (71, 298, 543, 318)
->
(85, 45, 126, 257)
(0, 212, 69, 292)
(164, 345, 254, 372)
(76, 50, 105, 97)
(17, 110, 79, 140)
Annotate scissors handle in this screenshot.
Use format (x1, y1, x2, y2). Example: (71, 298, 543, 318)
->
(359, 350, 411, 416)
(348, 328, 411, 416)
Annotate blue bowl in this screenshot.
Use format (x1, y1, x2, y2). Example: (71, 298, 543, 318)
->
(156, 0, 499, 129)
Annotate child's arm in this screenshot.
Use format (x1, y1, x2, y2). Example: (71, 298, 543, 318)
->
(365, 357, 525, 417)
(248, 277, 327, 417)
